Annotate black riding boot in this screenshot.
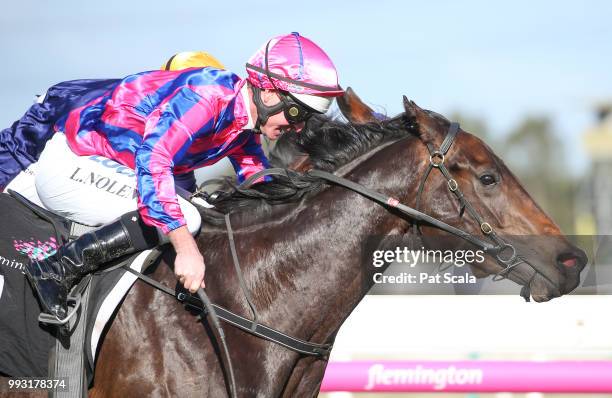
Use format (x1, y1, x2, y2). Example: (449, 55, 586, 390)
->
(24, 218, 138, 320)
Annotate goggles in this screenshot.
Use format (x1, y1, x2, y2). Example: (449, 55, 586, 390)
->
(279, 92, 317, 125)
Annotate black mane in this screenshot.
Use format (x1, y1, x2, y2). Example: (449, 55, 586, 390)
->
(200, 114, 414, 224)
(269, 114, 410, 171)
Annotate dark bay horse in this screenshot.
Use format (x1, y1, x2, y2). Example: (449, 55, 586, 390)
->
(1, 95, 586, 397)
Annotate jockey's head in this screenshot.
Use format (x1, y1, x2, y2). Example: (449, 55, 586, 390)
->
(246, 32, 343, 139)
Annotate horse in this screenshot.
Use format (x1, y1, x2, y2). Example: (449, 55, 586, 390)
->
(0, 93, 587, 397)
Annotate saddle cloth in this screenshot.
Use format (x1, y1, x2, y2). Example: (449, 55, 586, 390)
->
(0, 192, 156, 381)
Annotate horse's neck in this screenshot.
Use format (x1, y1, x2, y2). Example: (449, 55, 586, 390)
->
(230, 142, 422, 347)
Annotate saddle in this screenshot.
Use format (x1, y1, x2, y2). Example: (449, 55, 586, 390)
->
(0, 191, 160, 397)
(0, 191, 63, 377)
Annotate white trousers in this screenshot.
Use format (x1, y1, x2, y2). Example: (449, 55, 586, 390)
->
(4, 133, 201, 234)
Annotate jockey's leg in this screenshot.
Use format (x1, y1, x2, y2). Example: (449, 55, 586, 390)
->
(23, 133, 201, 319)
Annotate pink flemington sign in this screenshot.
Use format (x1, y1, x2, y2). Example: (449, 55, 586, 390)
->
(320, 361, 612, 393)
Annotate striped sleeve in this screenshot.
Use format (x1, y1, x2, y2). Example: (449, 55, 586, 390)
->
(135, 87, 215, 233)
(228, 132, 270, 183)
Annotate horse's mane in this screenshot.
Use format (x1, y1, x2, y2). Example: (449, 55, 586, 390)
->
(200, 114, 414, 225)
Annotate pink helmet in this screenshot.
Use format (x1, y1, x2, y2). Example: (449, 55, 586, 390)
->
(246, 33, 343, 115)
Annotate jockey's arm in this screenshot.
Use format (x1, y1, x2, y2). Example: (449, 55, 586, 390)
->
(135, 125, 206, 292)
(135, 89, 216, 292)
(168, 225, 205, 292)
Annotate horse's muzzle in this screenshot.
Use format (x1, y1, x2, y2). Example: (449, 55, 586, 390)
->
(556, 248, 588, 295)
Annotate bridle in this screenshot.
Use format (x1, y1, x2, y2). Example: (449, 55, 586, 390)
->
(307, 121, 559, 295)
(414, 122, 528, 281)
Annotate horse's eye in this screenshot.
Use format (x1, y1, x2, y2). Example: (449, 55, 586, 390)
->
(479, 174, 497, 186)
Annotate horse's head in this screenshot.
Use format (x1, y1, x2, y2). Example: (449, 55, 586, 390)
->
(397, 97, 587, 301)
(268, 88, 586, 301)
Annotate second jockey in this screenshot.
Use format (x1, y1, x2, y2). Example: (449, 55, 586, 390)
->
(1, 32, 343, 320)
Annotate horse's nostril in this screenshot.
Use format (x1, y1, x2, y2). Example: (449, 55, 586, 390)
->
(562, 258, 577, 268)
(557, 252, 584, 268)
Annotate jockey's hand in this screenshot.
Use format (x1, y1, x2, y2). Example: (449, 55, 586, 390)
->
(168, 226, 206, 293)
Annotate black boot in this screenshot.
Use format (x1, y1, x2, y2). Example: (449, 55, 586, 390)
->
(24, 219, 136, 320)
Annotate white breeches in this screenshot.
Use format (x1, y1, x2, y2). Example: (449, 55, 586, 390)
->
(4, 133, 201, 234)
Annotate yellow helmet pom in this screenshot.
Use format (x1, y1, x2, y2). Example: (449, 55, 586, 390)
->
(161, 51, 225, 71)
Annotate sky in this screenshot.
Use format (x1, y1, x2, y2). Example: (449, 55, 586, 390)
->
(1, 0, 611, 175)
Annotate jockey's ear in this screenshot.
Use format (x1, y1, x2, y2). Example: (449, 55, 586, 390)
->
(337, 87, 379, 124)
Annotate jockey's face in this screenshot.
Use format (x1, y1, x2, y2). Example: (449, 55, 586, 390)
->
(256, 89, 306, 140)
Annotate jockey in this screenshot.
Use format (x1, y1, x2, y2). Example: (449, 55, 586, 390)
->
(2, 32, 343, 320)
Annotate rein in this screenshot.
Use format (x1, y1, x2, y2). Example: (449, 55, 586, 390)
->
(237, 122, 556, 295)
(308, 122, 556, 295)
(122, 266, 332, 357)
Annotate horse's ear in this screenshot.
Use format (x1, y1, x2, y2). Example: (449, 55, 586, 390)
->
(402, 95, 422, 131)
(337, 87, 379, 124)
(402, 95, 421, 121)
(402, 96, 434, 143)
